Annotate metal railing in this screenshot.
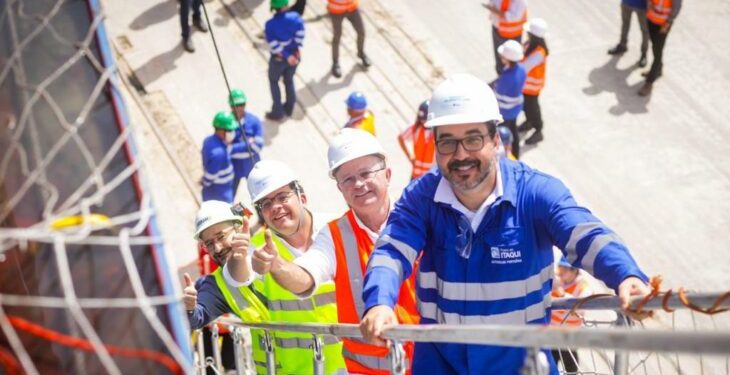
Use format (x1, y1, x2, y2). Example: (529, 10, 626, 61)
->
(193, 292, 730, 375)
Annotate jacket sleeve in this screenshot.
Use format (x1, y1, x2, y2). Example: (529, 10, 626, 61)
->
(534, 175, 648, 291)
(250, 115, 264, 152)
(362, 184, 427, 311)
(202, 147, 234, 188)
(188, 276, 233, 330)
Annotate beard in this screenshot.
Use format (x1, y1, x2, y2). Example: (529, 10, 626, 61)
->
(442, 156, 494, 192)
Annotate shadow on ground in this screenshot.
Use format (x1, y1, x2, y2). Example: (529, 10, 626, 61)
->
(583, 55, 650, 116)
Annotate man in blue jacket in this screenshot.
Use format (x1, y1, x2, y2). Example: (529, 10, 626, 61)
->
(494, 40, 526, 159)
(360, 74, 650, 374)
(228, 88, 264, 193)
(265, 0, 305, 120)
(201, 112, 237, 202)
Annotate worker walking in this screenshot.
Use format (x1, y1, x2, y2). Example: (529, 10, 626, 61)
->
(484, 0, 527, 74)
(265, 0, 305, 120)
(228, 89, 264, 193)
(518, 18, 549, 146)
(328, 0, 370, 78)
(344, 91, 376, 135)
(494, 40, 526, 158)
(639, 0, 682, 96)
(398, 100, 435, 180)
(607, 0, 649, 67)
(359, 74, 651, 374)
(245, 129, 420, 374)
(225, 160, 347, 374)
(201, 112, 237, 203)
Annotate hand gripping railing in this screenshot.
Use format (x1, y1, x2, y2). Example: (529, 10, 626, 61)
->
(193, 292, 730, 375)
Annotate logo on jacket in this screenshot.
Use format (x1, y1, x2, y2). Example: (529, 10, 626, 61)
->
(490, 246, 522, 264)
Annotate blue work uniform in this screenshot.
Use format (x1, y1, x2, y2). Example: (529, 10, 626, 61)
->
(231, 112, 264, 190)
(495, 63, 527, 121)
(201, 135, 234, 203)
(363, 158, 648, 375)
(188, 276, 233, 330)
(265, 11, 305, 117)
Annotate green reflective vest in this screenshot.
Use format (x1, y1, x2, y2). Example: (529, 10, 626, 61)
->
(249, 230, 346, 375)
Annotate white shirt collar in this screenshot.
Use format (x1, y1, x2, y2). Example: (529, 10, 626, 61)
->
(433, 162, 503, 232)
(350, 197, 394, 240)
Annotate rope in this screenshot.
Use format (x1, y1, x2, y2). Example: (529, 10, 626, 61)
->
(200, 1, 232, 97)
(0, 347, 23, 375)
(6, 315, 183, 375)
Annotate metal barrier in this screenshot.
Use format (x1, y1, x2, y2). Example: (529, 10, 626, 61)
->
(192, 292, 730, 375)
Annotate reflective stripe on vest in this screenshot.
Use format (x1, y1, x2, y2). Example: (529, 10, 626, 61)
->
(327, 0, 359, 14)
(258, 334, 341, 350)
(522, 47, 546, 95)
(497, 0, 527, 38)
(213, 268, 270, 322)
(550, 280, 590, 326)
(647, 0, 672, 25)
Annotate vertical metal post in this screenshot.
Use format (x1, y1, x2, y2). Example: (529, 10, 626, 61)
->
(520, 348, 549, 375)
(195, 329, 206, 375)
(389, 340, 406, 375)
(231, 327, 247, 375)
(312, 335, 325, 375)
(613, 313, 632, 375)
(211, 324, 222, 374)
(263, 330, 277, 375)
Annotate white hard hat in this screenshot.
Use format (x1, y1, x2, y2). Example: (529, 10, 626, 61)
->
(425, 74, 503, 128)
(498, 40, 524, 62)
(327, 128, 386, 178)
(193, 200, 243, 240)
(247, 160, 298, 203)
(526, 18, 548, 39)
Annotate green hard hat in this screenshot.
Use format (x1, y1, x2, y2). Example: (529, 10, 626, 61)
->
(270, 0, 289, 10)
(213, 111, 236, 131)
(229, 89, 247, 106)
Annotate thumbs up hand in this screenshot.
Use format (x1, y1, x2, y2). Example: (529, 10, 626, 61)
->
(230, 217, 250, 262)
(182, 273, 197, 311)
(252, 229, 280, 274)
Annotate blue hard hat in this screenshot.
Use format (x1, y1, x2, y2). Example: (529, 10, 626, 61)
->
(498, 125, 513, 144)
(346, 91, 368, 110)
(558, 256, 575, 269)
(417, 100, 429, 122)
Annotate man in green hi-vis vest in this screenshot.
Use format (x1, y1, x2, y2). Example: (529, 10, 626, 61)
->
(223, 159, 346, 375)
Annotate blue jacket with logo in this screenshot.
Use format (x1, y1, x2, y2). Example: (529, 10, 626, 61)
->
(495, 64, 527, 121)
(265, 11, 305, 59)
(231, 112, 264, 181)
(201, 134, 234, 203)
(363, 158, 648, 374)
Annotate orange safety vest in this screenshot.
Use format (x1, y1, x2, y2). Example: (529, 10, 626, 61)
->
(345, 110, 376, 136)
(497, 0, 527, 39)
(522, 46, 546, 96)
(550, 279, 590, 327)
(329, 210, 420, 375)
(400, 124, 435, 179)
(647, 0, 672, 25)
(328, 0, 359, 15)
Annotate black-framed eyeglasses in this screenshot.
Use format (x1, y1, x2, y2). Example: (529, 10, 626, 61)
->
(336, 165, 386, 189)
(255, 190, 296, 212)
(435, 134, 489, 155)
(202, 226, 236, 252)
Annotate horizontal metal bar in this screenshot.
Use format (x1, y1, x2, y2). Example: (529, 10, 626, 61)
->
(552, 292, 730, 311)
(215, 318, 730, 356)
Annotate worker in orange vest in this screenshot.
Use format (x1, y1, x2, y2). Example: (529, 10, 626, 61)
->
(550, 256, 593, 374)
(328, 0, 370, 78)
(517, 18, 549, 145)
(483, 0, 527, 74)
(344, 91, 376, 135)
(251, 129, 419, 374)
(639, 0, 682, 96)
(398, 100, 435, 180)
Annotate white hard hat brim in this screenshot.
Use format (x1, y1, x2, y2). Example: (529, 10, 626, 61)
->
(193, 215, 242, 240)
(425, 112, 503, 128)
(251, 181, 293, 203)
(328, 152, 387, 178)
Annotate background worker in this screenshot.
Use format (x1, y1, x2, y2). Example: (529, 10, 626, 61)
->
(344, 91, 376, 135)
(398, 100, 435, 180)
(226, 160, 347, 375)
(518, 18, 549, 146)
(483, 0, 527, 74)
(249, 129, 420, 374)
(494, 40, 526, 158)
(328, 0, 370, 78)
(228, 89, 264, 193)
(359, 74, 650, 374)
(639, 0, 682, 96)
(607, 0, 649, 67)
(265, 0, 305, 120)
(201, 111, 237, 203)
(497, 125, 516, 160)
(179, 0, 208, 52)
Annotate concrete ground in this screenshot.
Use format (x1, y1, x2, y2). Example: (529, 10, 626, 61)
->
(103, 0, 730, 295)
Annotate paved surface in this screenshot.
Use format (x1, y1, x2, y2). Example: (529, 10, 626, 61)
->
(104, 0, 729, 292)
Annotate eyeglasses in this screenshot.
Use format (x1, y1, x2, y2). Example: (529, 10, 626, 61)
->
(435, 134, 489, 155)
(202, 226, 236, 252)
(255, 191, 296, 212)
(336, 165, 386, 189)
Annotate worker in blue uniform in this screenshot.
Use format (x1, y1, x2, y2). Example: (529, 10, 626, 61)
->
(494, 39, 526, 159)
(201, 111, 237, 203)
(265, 0, 305, 121)
(228, 88, 264, 193)
(360, 74, 651, 375)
